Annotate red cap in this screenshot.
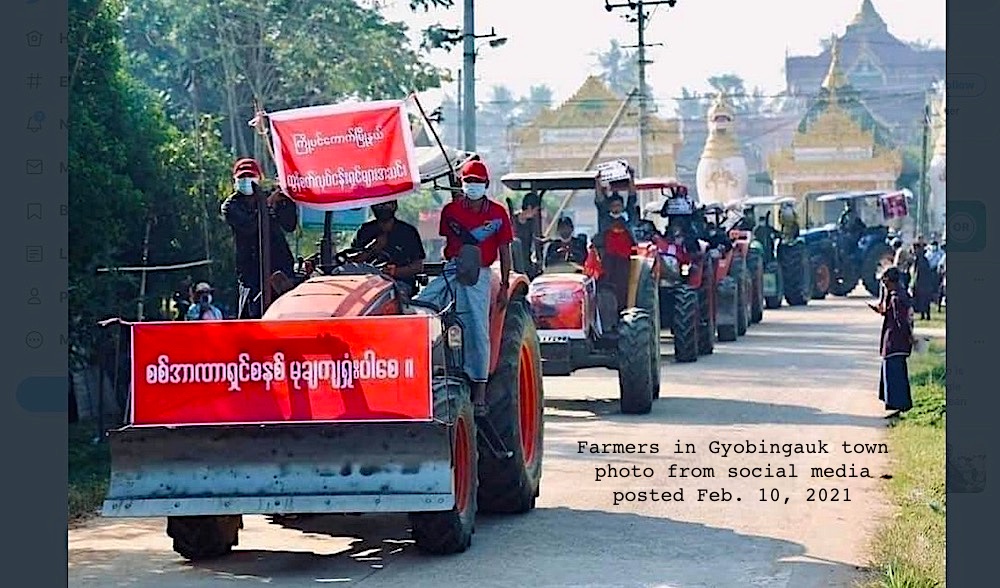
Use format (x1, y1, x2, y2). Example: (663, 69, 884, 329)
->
(459, 159, 489, 182)
(233, 158, 261, 178)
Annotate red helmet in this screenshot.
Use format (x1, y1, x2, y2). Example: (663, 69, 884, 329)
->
(459, 159, 489, 182)
(233, 158, 262, 178)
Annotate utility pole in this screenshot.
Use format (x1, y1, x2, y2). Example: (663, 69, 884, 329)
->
(604, 0, 675, 177)
(457, 68, 464, 150)
(919, 95, 931, 238)
(462, 0, 476, 151)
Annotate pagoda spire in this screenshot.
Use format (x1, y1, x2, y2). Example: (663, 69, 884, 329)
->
(821, 35, 848, 94)
(848, 0, 888, 33)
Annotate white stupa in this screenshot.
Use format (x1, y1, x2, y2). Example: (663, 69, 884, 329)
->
(927, 83, 946, 236)
(695, 93, 748, 206)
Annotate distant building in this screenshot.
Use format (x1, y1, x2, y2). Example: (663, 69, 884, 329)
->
(510, 76, 683, 234)
(784, 0, 944, 144)
(768, 36, 902, 228)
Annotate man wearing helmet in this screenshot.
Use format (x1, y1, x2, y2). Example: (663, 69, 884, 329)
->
(221, 157, 298, 318)
(414, 159, 514, 416)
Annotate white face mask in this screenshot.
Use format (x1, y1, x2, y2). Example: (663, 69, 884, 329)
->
(235, 177, 257, 195)
(610, 211, 628, 222)
(463, 182, 487, 200)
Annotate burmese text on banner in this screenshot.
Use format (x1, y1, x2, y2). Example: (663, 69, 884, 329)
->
(268, 100, 421, 210)
(130, 315, 433, 426)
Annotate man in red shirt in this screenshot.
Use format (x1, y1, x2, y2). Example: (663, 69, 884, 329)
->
(415, 159, 513, 415)
(597, 193, 636, 311)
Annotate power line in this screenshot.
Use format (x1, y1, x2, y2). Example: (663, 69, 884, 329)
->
(460, 89, 933, 106)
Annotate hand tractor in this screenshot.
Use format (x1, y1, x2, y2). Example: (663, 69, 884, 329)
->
(100, 143, 545, 560)
(500, 170, 662, 415)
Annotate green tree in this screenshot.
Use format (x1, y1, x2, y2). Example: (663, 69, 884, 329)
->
(596, 40, 641, 96)
(122, 0, 444, 159)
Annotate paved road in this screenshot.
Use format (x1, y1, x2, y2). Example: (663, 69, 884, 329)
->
(70, 295, 893, 587)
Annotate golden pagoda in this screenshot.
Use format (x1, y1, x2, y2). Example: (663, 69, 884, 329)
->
(510, 76, 683, 176)
(767, 35, 902, 224)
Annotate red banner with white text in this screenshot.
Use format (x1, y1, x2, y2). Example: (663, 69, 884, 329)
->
(268, 100, 421, 210)
(130, 316, 433, 426)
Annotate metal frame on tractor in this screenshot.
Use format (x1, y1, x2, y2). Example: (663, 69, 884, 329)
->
(803, 189, 908, 297)
(500, 170, 662, 415)
(100, 142, 546, 560)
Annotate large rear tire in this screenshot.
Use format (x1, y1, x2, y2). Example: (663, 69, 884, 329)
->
(747, 252, 764, 324)
(862, 243, 894, 297)
(696, 286, 714, 356)
(617, 309, 655, 414)
(478, 299, 544, 514)
(717, 277, 738, 342)
(167, 515, 242, 561)
(673, 286, 699, 363)
(731, 258, 750, 336)
(633, 260, 661, 400)
(779, 243, 808, 306)
(410, 378, 478, 554)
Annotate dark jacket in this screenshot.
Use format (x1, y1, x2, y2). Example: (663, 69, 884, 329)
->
(881, 286, 913, 358)
(221, 188, 298, 289)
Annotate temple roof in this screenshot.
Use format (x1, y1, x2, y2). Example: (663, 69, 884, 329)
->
(525, 75, 676, 133)
(797, 36, 894, 147)
(786, 0, 944, 83)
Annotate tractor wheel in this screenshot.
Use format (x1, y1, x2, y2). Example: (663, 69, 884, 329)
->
(862, 243, 894, 297)
(811, 255, 832, 300)
(764, 296, 782, 309)
(410, 378, 478, 554)
(167, 515, 242, 561)
(478, 299, 544, 514)
(746, 252, 764, 324)
(829, 271, 857, 297)
(633, 260, 661, 400)
(779, 243, 808, 306)
(696, 287, 714, 356)
(717, 277, 738, 342)
(673, 286, 699, 363)
(617, 309, 655, 415)
(731, 259, 749, 336)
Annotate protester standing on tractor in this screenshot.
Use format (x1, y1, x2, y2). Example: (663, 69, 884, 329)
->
(595, 170, 639, 235)
(415, 159, 514, 416)
(512, 192, 542, 278)
(594, 193, 637, 312)
(221, 157, 298, 318)
(350, 199, 426, 296)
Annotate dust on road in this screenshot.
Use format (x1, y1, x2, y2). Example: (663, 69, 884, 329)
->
(69, 295, 892, 588)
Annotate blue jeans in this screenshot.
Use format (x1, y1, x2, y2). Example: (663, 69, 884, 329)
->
(415, 262, 492, 382)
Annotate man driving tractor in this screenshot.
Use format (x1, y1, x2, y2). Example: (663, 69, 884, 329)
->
(512, 191, 542, 278)
(351, 199, 426, 296)
(543, 216, 587, 266)
(595, 192, 636, 312)
(415, 159, 514, 417)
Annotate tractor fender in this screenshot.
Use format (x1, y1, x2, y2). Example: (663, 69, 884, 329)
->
(488, 270, 532, 375)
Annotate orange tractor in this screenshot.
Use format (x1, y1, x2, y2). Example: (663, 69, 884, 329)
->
(100, 144, 545, 559)
(499, 170, 662, 415)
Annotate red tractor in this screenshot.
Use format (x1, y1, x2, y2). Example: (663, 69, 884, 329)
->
(100, 145, 545, 559)
(635, 178, 721, 362)
(499, 170, 662, 415)
(701, 202, 755, 341)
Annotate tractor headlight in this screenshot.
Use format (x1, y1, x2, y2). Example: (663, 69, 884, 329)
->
(681, 263, 691, 277)
(660, 256, 681, 286)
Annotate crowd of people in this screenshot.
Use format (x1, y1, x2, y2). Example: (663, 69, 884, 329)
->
(890, 235, 946, 320)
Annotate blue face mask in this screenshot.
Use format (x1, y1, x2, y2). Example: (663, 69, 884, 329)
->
(235, 178, 256, 195)
(463, 182, 487, 200)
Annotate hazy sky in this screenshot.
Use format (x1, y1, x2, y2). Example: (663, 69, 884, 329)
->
(378, 0, 945, 112)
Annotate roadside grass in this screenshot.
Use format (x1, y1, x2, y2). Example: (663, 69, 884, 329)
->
(914, 305, 946, 331)
(68, 422, 110, 523)
(865, 339, 946, 588)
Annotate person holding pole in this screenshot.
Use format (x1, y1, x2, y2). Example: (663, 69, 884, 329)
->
(221, 157, 298, 319)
